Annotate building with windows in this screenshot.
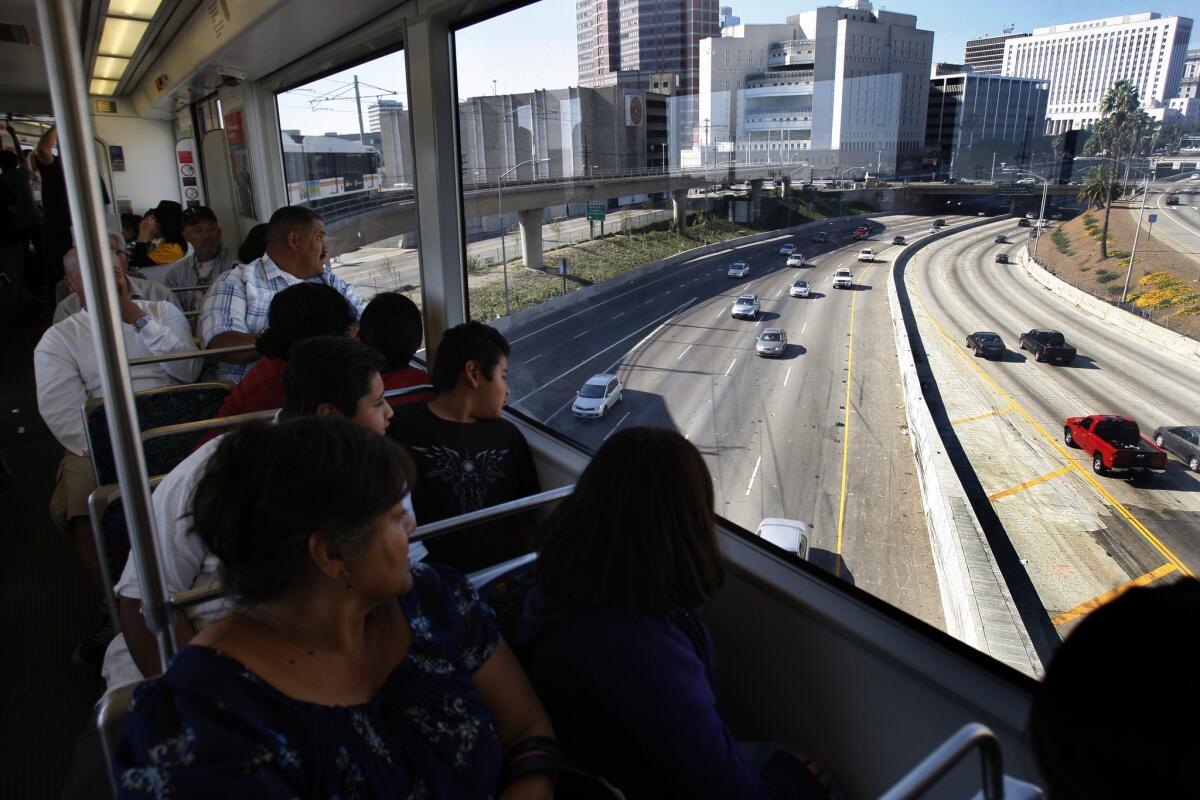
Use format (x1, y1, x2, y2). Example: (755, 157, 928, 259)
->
(1179, 48, 1200, 99)
(694, 0, 932, 175)
(925, 73, 1049, 178)
(719, 5, 739, 29)
(370, 100, 411, 188)
(1001, 12, 1193, 134)
(963, 33, 1029, 75)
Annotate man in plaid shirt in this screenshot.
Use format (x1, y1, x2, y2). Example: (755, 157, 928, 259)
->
(199, 206, 365, 382)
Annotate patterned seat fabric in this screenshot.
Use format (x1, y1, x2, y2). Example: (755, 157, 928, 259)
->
(476, 559, 537, 645)
(98, 496, 131, 584)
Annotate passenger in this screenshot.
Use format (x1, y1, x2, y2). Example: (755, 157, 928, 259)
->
(236, 222, 268, 264)
(387, 321, 540, 573)
(119, 213, 141, 253)
(160, 206, 237, 311)
(2, 119, 42, 299)
(357, 291, 435, 406)
(1029, 577, 1199, 800)
(34, 125, 103, 292)
(112, 416, 556, 798)
(34, 238, 200, 666)
(199, 205, 365, 382)
(129, 200, 187, 268)
(107, 335, 409, 691)
(214, 283, 357, 418)
(52, 246, 180, 324)
(517, 427, 832, 800)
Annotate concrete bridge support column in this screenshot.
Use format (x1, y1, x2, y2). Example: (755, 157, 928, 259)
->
(518, 208, 544, 270)
(672, 190, 688, 232)
(749, 179, 763, 219)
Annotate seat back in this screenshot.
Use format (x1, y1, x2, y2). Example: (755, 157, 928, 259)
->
(97, 681, 141, 797)
(88, 479, 165, 633)
(471, 553, 538, 644)
(84, 382, 233, 484)
(383, 383, 436, 407)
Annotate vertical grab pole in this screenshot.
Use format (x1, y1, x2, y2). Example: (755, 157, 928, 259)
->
(35, 0, 176, 667)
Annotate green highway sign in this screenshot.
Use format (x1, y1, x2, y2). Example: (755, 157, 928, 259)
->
(587, 202, 607, 221)
(996, 185, 1033, 195)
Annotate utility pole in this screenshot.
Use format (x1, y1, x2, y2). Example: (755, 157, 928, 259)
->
(1121, 171, 1150, 307)
(990, 152, 996, 183)
(353, 75, 366, 143)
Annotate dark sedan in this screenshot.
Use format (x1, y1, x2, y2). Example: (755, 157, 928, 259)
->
(995, 253, 1009, 264)
(1017, 218, 1031, 227)
(811, 231, 828, 243)
(1152, 426, 1200, 472)
(966, 331, 1006, 359)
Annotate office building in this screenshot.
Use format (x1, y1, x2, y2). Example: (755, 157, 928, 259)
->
(1179, 48, 1200, 99)
(719, 6, 739, 29)
(695, 0, 933, 174)
(963, 32, 1029, 75)
(371, 100, 412, 188)
(1001, 13, 1193, 133)
(926, 73, 1049, 177)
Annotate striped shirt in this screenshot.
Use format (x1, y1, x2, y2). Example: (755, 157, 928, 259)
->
(199, 255, 365, 382)
(162, 245, 238, 312)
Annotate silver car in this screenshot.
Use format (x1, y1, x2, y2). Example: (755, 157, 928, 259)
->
(755, 328, 787, 357)
(1152, 426, 1200, 472)
(755, 517, 810, 560)
(572, 373, 624, 419)
(789, 279, 810, 298)
(731, 294, 760, 319)
(727, 261, 749, 278)
(779, 243, 796, 255)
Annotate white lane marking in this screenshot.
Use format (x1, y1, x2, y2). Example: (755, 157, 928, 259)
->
(525, 353, 543, 364)
(573, 330, 589, 339)
(801, 321, 807, 334)
(677, 344, 693, 361)
(643, 296, 658, 304)
(519, 298, 696, 407)
(603, 411, 631, 441)
(775, 286, 784, 297)
(784, 366, 792, 386)
(714, 307, 726, 320)
(612, 312, 625, 319)
(725, 358, 737, 376)
(745, 455, 762, 495)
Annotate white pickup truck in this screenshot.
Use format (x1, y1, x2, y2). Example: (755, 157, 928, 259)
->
(833, 268, 853, 289)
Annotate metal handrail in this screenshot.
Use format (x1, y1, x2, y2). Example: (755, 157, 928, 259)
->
(128, 344, 258, 366)
(878, 723, 1004, 800)
(170, 484, 575, 609)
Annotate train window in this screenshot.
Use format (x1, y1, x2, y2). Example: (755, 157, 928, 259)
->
(275, 50, 419, 308)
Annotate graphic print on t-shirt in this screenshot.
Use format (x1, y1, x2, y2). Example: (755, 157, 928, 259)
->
(412, 445, 510, 513)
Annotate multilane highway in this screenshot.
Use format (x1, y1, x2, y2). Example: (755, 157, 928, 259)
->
(906, 220, 1200, 637)
(501, 213, 980, 629)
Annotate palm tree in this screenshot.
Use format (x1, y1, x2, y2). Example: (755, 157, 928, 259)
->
(1077, 166, 1118, 258)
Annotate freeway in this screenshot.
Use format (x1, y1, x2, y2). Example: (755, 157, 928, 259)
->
(906, 220, 1200, 636)
(501, 213, 979, 629)
(1144, 185, 1200, 269)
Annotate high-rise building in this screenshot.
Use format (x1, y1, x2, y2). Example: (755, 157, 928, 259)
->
(1001, 13, 1193, 134)
(963, 33, 1029, 75)
(926, 73, 1049, 177)
(695, 1, 933, 174)
(371, 100, 412, 188)
(1179, 48, 1200, 99)
(719, 6, 739, 29)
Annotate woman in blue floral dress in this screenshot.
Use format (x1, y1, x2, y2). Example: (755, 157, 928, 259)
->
(113, 416, 555, 799)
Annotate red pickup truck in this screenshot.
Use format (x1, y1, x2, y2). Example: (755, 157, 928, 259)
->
(1063, 415, 1168, 478)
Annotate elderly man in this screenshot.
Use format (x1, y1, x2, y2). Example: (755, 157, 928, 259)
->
(199, 205, 364, 382)
(34, 237, 200, 665)
(160, 206, 236, 311)
(52, 250, 179, 323)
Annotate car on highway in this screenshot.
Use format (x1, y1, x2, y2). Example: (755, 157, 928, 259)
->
(780, 243, 797, 255)
(1017, 218, 1031, 227)
(786, 254, 806, 267)
(811, 231, 828, 243)
(857, 248, 875, 262)
(1025, 212, 1036, 219)
(571, 373, 624, 419)
(1165, 195, 1180, 205)
(1152, 426, 1200, 472)
(832, 268, 853, 289)
(1064, 415, 1167, 477)
(1019, 329, 1076, 364)
(892, 235, 906, 245)
(727, 261, 749, 278)
(932, 218, 946, 227)
(755, 328, 788, 357)
(790, 279, 810, 298)
(965, 331, 1007, 359)
(853, 226, 870, 240)
(755, 518, 810, 560)
(994, 234, 1007, 244)
(995, 253, 1009, 264)
(731, 293, 760, 319)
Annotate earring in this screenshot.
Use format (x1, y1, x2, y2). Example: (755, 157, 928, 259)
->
(340, 569, 353, 590)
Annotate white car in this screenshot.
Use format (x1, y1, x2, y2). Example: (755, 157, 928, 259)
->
(790, 279, 810, 298)
(731, 293, 760, 319)
(571, 373, 624, 419)
(755, 518, 810, 560)
(832, 268, 853, 289)
(727, 261, 749, 278)
(755, 328, 788, 357)
(779, 243, 796, 255)
(786, 254, 806, 267)
(857, 248, 874, 262)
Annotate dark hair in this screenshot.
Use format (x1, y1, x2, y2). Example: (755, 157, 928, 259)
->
(266, 205, 322, 250)
(120, 212, 142, 236)
(535, 426, 724, 615)
(151, 200, 186, 249)
(359, 293, 424, 371)
(281, 336, 387, 419)
(0, 150, 19, 171)
(1029, 578, 1200, 799)
(191, 416, 413, 603)
(256, 283, 357, 359)
(430, 321, 510, 393)
(237, 223, 269, 264)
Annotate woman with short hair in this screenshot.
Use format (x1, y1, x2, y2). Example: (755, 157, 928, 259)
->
(113, 416, 555, 798)
(358, 291, 435, 407)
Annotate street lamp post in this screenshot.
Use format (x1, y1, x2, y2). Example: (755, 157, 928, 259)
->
(1001, 167, 1050, 258)
(1120, 169, 1152, 307)
(497, 157, 550, 317)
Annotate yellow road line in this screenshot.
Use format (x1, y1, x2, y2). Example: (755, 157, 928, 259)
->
(950, 407, 1016, 426)
(835, 266, 870, 577)
(908, 256, 1194, 578)
(988, 465, 1072, 502)
(1051, 563, 1178, 625)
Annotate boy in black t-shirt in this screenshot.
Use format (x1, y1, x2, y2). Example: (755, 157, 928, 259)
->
(388, 321, 540, 572)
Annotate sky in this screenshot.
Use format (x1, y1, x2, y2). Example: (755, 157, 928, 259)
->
(277, 0, 1199, 136)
